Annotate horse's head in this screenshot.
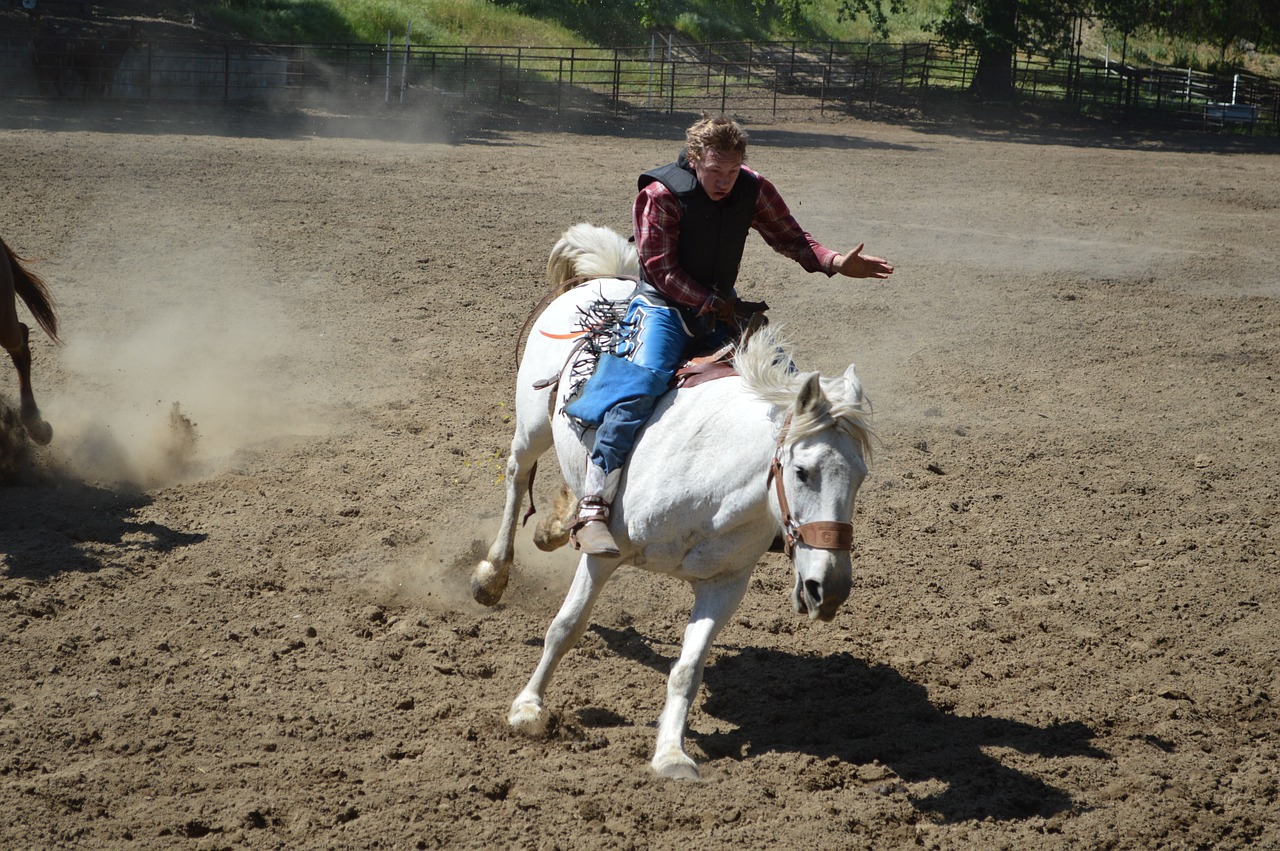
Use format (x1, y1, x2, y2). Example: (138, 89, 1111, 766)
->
(775, 367, 872, 622)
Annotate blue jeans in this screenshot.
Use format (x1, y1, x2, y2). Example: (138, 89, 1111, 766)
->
(588, 294, 696, 474)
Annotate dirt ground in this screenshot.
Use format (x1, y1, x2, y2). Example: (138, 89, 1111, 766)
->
(1, 96, 1278, 850)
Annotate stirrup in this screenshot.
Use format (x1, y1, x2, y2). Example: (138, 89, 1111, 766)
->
(577, 494, 610, 517)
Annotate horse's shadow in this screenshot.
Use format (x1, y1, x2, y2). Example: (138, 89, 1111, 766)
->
(591, 624, 1106, 822)
(0, 473, 206, 580)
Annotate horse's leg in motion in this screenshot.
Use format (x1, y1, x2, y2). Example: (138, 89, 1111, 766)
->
(532, 481, 576, 552)
(471, 404, 553, 606)
(652, 573, 752, 780)
(509, 553, 620, 734)
(0, 257, 51, 445)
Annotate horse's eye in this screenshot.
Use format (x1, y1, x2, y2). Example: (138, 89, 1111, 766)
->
(795, 466, 810, 484)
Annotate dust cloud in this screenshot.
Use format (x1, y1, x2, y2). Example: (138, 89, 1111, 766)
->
(38, 234, 343, 489)
(354, 515, 581, 616)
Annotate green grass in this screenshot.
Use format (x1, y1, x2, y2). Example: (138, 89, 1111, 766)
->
(209, 0, 362, 43)
(208, 0, 592, 46)
(799, 0, 948, 43)
(207, 0, 953, 47)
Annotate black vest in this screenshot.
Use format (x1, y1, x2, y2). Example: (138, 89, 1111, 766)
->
(638, 153, 760, 296)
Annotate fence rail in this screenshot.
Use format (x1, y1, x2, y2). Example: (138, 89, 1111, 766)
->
(2, 32, 1277, 134)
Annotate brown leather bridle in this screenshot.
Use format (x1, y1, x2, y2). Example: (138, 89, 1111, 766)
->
(766, 413, 856, 559)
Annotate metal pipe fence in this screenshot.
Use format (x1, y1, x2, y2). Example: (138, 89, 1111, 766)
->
(1, 32, 1276, 134)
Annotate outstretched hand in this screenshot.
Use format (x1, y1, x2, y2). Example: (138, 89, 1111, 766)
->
(833, 244, 893, 279)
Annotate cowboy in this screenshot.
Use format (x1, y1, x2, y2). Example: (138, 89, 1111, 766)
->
(568, 115, 893, 556)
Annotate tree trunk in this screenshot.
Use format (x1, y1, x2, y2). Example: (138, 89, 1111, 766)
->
(971, 44, 1016, 99)
(969, 0, 1018, 100)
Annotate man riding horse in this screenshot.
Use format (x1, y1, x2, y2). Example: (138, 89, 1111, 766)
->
(567, 115, 894, 556)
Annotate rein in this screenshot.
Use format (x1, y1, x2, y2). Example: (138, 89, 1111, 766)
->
(766, 413, 855, 559)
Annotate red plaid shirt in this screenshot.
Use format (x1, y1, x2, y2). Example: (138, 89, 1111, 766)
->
(632, 165, 839, 311)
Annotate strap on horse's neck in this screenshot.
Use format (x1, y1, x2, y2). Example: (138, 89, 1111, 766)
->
(767, 413, 855, 558)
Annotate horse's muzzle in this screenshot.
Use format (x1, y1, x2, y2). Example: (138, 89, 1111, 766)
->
(793, 565, 852, 622)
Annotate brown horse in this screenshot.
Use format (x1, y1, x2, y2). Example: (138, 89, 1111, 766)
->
(0, 237, 60, 445)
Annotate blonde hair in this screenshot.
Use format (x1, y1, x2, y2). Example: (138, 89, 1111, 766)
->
(685, 115, 748, 164)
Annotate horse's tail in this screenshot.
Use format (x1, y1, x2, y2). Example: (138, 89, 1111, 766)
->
(2, 237, 60, 344)
(545, 223, 640, 296)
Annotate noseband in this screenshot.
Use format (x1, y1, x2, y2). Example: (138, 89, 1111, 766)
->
(767, 413, 855, 559)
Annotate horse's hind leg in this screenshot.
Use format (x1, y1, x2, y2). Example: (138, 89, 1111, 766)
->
(1, 253, 51, 445)
(0, 322, 50, 446)
(1, 324, 50, 446)
(471, 406, 553, 606)
(532, 481, 576, 552)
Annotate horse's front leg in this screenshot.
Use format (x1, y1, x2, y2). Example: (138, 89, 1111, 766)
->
(471, 412, 552, 606)
(509, 553, 619, 735)
(652, 573, 752, 780)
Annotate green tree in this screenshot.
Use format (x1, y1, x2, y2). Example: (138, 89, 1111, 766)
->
(915, 0, 1279, 100)
(1157, 0, 1280, 63)
(926, 0, 1087, 98)
(1093, 0, 1156, 67)
(835, 0, 909, 39)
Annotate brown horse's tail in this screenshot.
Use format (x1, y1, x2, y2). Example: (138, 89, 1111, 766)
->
(2, 237, 60, 344)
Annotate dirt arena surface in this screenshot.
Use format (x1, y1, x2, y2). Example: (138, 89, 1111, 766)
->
(1, 99, 1278, 849)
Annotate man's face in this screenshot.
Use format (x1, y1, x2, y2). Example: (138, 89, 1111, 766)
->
(691, 148, 743, 201)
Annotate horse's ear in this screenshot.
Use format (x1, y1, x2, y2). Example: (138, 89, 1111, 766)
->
(843, 363, 864, 404)
(795, 372, 825, 415)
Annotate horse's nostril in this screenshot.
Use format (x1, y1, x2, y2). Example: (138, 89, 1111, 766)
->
(804, 579, 822, 604)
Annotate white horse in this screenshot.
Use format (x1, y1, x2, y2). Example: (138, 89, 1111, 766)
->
(471, 223, 874, 780)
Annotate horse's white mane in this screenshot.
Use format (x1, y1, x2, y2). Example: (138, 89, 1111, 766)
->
(547, 223, 639, 289)
(736, 324, 874, 459)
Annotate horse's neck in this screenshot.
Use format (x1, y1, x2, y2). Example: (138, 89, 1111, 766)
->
(619, 386, 783, 564)
(633, 383, 775, 494)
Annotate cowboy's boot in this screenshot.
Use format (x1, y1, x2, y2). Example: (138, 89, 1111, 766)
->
(572, 463, 621, 557)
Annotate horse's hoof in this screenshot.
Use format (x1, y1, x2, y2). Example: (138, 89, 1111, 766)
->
(508, 699, 547, 736)
(23, 418, 52, 446)
(470, 560, 508, 607)
(533, 519, 570, 552)
(652, 754, 701, 781)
